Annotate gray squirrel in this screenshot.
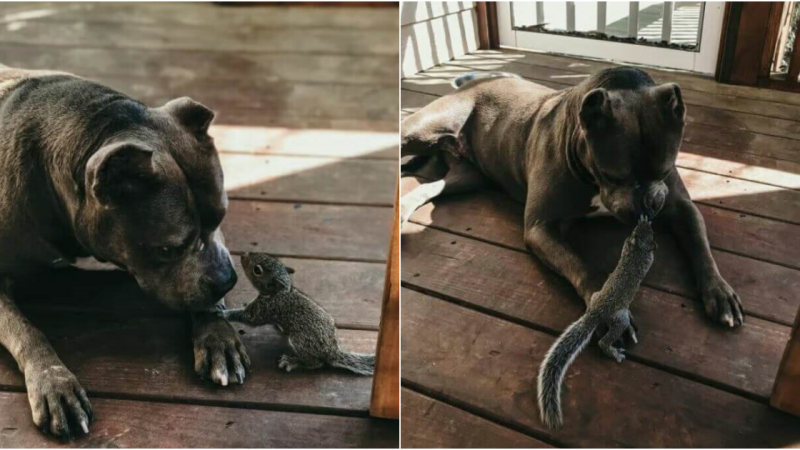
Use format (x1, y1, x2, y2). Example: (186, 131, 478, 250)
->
(537, 216, 656, 429)
(217, 252, 375, 376)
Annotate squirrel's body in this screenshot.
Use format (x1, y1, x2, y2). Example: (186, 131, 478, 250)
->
(219, 253, 375, 376)
(537, 217, 656, 428)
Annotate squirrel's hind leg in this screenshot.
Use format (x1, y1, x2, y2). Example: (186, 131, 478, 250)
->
(598, 312, 632, 363)
(278, 354, 324, 372)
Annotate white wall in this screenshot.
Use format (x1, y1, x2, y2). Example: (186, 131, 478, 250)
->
(400, 2, 480, 77)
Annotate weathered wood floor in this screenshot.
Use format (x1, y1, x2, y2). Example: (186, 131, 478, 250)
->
(400, 49, 800, 447)
(0, 3, 398, 448)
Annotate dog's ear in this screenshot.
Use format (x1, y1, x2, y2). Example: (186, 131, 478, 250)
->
(579, 88, 613, 131)
(162, 97, 215, 135)
(652, 83, 685, 124)
(86, 141, 160, 205)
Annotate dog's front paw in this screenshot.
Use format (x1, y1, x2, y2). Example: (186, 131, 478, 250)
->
(701, 277, 744, 328)
(25, 363, 93, 438)
(192, 314, 251, 386)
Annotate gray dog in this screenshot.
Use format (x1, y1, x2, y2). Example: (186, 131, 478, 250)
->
(401, 68, 744, 333)
(0, 68, 249, 438)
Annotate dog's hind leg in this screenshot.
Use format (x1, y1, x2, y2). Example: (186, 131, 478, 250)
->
(0, 278, 93, 437)
(400, 154, 486, 225)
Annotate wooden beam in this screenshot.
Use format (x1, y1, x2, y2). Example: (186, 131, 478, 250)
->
(487, 1, 500, 49)
(370, 177, 399, 419)
(476, 2, 491, 50)
(772, 305, 800, 417)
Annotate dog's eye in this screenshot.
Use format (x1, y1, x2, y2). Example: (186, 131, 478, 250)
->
(253, 264, 264, 276)
(156, 245, 184, 260)
(603, 173, 627, 185)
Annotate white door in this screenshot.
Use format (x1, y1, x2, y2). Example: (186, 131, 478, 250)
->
(497, 1, 725, 75)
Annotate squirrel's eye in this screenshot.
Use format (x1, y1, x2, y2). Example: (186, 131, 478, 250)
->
(253, 265, 264, 276)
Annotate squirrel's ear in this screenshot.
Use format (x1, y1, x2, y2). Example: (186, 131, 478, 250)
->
(285, 266, 296, 275)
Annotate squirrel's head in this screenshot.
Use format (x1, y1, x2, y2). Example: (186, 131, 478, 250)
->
(241, 252, 295, 293)
(621, 215, 657, 258)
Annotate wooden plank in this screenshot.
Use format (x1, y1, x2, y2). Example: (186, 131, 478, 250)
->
(0, 316, 377, 413)
(0, 2, 399, 30)
(401, 388, 552, 448)
(0, 44, 398, 85)
(221, 154, 397, 206)
(370, 179, 400, 419)
(470, 48, 800, 107)
(0, 20, 398, 55)
(772, 302, 800, 416)
(0, 392, 398, 448)
(401, 178, 800, 324)
(78, 76, 399, 124)
(14, 257, 384, 329)
(401, 223, 790, 400)
(221, 199, 394, 262)
(211, 127, 398, 159)
(401, 289, 800, 447)
(678, 143, 800, 191)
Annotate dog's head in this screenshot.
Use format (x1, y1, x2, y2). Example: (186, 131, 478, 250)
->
(80, 97, 236, 311)
(579, 83, 684, 224)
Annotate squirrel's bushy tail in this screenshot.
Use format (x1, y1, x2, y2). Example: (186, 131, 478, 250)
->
(537, 315, 597, 429)
(329, 350, 375, 376)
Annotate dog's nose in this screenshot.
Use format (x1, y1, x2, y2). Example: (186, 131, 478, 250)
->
(211, 270, 238, 298)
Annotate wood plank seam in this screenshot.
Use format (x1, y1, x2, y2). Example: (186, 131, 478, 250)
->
(225, 196, 395, 208)
(404, 217, 796, 327)
(401, 380, 565, 448)
(400, 382, 564, 448)
(0, 383, 375, 418)
(403, 169, 800, 273)
(400, 282, 781, 404)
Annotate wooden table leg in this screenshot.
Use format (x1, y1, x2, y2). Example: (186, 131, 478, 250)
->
(771, 303, 800, 416)
(370, 178, 399, 419)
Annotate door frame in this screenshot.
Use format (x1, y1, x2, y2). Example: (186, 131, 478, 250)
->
(495, 1, 725, 75)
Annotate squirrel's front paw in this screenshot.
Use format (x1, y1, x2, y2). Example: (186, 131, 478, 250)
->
(278, 354, 300, 372)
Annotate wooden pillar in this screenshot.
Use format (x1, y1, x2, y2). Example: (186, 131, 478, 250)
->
(771, 304, 800, 417)
(476, 2, 499, 50)
(370, 177, 399, 419)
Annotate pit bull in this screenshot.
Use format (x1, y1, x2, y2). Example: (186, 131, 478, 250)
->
(0, 68, 249, 438)
(401, 68, 744, 338)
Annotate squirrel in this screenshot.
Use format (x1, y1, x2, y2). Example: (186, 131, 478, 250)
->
(537, 216, 657, 429)
(217, 252, 375, 376)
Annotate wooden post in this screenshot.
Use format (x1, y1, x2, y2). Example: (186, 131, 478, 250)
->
(771, 304, 800, 417)
(476, 2, 491, 50)
(370, 177, 399, 419)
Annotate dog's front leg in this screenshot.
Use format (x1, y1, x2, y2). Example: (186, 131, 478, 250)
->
(0, 279, 92, 438)
(191, 303, 251, 386)
(524, 221, 606, 305)
(662, 178, 744, 327)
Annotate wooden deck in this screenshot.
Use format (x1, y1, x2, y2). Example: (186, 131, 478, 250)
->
(0, 3, 398, 448)
(400, 49, 800, 447)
